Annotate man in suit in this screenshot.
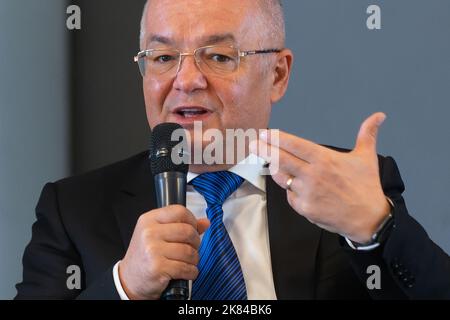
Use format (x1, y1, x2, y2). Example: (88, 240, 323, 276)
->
(16, 0, 450, 299)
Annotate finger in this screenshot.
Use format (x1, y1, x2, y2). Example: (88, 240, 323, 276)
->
(250, 139, 309, 177)
(260, 129, 327, 163)
(270, 169, 303, 194)
(152, 205, 198, 228)
(354, 112, 386, 155)
(197, 218, 210, 235)
(158, 223, 201, 249)
(248, 138, 280, 165)
(161, 258, 199, 282)
(269, 169, 291, 191)
(161, 242, 199, 266)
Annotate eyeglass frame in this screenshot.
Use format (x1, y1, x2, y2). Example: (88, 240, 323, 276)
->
(133, 45, 283, 77)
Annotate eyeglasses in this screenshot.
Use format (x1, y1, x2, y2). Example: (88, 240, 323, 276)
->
(133, 45, 282, 78)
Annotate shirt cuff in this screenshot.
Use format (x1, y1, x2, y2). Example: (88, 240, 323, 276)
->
(344, 236, 380, 251)
(344, 197, 395, 251)
(113, 261, 130, 300)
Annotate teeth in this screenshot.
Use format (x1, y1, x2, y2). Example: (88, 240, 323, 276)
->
(178, 108, 208, 117)
(181, 108, 204, 112)
(184, 112, 199, 118)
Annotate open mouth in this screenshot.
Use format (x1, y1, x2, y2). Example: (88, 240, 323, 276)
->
(174, 107, 210, 118)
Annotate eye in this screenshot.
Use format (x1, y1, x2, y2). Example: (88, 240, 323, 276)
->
(210, 54, 233, 63)
(154, 55, 176, 63)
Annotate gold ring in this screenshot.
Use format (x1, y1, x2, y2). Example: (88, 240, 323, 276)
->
(286, 177, 294, 191)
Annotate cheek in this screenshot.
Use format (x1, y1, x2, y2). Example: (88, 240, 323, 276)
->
(216, 75, 271, 128)
(143, 78, 171, 128)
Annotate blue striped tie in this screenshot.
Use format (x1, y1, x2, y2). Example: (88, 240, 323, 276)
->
(190, 171, 247, 300)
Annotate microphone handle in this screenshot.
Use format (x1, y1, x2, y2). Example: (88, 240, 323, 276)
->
(154, 172, 189, 300)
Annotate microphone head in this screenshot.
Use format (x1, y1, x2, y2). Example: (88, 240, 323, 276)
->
(149, 123, 189, 175)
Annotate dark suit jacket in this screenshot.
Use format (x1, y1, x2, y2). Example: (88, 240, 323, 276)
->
(15, 149, 450, 299)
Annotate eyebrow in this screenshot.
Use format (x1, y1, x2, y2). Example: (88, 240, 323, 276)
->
(146, 33, 237, 47)
(147, 34, 174, 46)
(203, 33, 236, 46)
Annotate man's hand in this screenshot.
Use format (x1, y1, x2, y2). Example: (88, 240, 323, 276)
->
(119, 205, 210, 300)
(250, 112, 391, 244)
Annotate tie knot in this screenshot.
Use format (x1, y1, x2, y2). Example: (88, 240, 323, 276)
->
(190, 171, 244, 208)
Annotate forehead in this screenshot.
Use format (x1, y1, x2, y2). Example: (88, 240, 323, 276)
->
(144, 0, 262, 48)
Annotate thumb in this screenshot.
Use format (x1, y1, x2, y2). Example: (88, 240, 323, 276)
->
(354, 112, 387, 154)
(197, 218, 210, 235)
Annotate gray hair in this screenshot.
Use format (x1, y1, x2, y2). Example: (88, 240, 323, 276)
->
(139, 0, 285, 50)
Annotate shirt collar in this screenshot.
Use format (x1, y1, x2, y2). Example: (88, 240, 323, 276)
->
(187, 153, 266, 192)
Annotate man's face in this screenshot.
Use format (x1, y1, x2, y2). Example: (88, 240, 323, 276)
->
(142, 0, 280, 136)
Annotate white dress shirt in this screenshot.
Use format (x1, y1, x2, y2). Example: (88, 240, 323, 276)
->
(113, 154, 278, 300)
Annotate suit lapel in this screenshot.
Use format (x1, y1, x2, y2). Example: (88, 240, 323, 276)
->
(112, 154, 157, 250)
(266, 175, 322, 299)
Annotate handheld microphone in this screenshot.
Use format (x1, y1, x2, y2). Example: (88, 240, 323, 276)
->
(149, 122, 189, 300)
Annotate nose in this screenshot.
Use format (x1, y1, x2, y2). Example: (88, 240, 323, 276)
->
(173, 54, 208, 93)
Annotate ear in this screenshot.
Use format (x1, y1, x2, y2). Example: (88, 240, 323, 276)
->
(270, 49, 294, 104)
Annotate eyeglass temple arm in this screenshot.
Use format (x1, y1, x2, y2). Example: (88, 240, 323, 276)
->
(134, 50, 149, 62)
(240, 49, 282, 57)
(133, 54, 142, 63)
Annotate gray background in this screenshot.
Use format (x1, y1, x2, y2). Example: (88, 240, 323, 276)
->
(0, 0, 449, 299)
(0, 0, 70, 299)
